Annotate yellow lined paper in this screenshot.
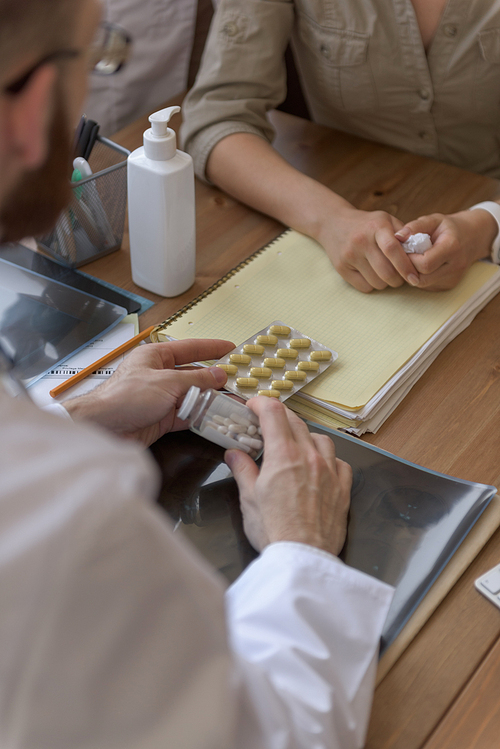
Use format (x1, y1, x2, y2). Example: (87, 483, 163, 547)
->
(156, 230, 499, 410)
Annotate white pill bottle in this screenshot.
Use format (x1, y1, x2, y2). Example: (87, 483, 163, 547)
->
(127, 105, 195, 297)
(178, 386, 263, 459)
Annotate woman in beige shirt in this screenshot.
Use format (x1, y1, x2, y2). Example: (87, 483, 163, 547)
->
(182, 0, 500, 292)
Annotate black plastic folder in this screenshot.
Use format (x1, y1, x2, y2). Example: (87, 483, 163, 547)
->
(307, 425, 496, 650)
(0, 242, 141, 314)
(150, 423, 496, 652)
(0, 254, 126, 382)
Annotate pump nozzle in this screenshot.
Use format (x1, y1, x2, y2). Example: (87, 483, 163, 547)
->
(143, 106, 181, 160)
(149, 106, 181, 137)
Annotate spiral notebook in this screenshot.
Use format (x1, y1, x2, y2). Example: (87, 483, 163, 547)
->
(151, 229, 500, 434)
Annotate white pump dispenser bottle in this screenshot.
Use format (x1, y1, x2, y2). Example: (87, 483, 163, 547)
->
(127, 106, 195, 297)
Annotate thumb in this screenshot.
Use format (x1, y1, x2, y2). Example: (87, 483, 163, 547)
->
(225, 448, 259, 495)
(395, 214, 442, 242)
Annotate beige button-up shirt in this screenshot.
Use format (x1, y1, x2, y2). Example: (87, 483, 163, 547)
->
(182, 0, 500, 181)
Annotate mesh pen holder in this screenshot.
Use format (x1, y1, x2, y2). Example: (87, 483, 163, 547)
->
(38, 136, 130, 268)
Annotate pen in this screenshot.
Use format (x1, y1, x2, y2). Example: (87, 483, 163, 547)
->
(49, 325, 156, 398)
(72, 157, 116, 248)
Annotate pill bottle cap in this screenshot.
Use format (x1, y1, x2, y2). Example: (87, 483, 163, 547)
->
(177, 385, 200, 421)
(143, 106, 180, 160)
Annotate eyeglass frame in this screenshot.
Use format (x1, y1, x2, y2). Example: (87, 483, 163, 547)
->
(2, 22, 131, 96)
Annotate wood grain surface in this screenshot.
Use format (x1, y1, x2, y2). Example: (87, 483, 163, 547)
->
(84, 99, 500, 749)
(423, 631, 500, 749)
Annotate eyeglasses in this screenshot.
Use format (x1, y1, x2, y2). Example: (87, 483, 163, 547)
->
(2, 22, 131, 95)
(88, 21, 132, 76)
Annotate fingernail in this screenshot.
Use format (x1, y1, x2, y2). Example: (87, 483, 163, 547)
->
(209, 366, 227, 385)
(395, 229, 410, 241)
(408, 274, 419, 286)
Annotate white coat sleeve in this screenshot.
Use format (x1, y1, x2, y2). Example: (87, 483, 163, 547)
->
(3, 387, 393, 749)
(226, 542, 394, 749)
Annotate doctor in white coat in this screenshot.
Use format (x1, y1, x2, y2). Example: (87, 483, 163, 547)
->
(0, 1, 394, 747)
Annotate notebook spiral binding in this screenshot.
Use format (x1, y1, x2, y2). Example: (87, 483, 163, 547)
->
(150, 230, 290, 342)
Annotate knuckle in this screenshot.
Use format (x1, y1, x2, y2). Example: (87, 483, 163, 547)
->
(263, 398, 283, 415)
(316, 434, 333, 449)
(384, 238, 402, 254)
(359, 283, 375, 294)
(371, 277, 388, 290)
(307, 450, 326, 475)
(418, 257, 432, 274)
(342, 247, 357, 267)
(387, 274, 405, 288)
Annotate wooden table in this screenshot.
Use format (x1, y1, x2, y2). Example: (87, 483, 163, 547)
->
(83, 102, 500, 749)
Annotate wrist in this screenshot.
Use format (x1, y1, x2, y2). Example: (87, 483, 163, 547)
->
(64, 390, 105, 425)
(308, 193, 356, 243)
(268, 528, 344, 557)
(467, 201, 500, 263)
(452, 207, 498, 263)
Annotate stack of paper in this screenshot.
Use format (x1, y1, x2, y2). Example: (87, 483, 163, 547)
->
(152, 230, 500, 434)
(28, 314, 138, 408)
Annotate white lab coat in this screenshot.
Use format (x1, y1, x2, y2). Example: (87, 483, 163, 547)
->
(0, 383, 393, 748)
(84, 0, 198, 135)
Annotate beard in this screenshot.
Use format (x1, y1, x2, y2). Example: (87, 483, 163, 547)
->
(0, 93, 73, 243)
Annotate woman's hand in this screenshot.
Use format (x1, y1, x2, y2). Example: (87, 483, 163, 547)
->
(395, 208, 498, 290)
(316, 204, 420, 292)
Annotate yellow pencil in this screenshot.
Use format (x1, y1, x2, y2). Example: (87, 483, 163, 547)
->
(49, 325, 156, 398)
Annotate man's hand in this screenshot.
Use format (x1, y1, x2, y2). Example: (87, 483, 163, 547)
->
(64, 338, 234, 446)
(316, 205, 420, 293)
(225, 397, 352, 557)
(395, 208, 498, 290)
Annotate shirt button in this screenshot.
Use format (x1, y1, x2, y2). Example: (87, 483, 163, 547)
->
(419, 88, 431, 100)
(419, 131, 433, 143)
(320, 44, 330, 58)
(443, 24, 458, 38)
(223, 21, 238, 37)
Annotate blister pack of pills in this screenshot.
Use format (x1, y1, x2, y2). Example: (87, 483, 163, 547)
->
(215, 321, 337, 402)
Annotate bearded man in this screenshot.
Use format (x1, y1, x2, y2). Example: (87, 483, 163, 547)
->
(0, 3, 393, 747)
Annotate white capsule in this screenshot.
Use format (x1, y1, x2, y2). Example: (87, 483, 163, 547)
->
(227, 423, 247, 434)
(213, 415, 226, 426)
(237, 434, 264, 450)
(229, 412, 252, 427)
(217, 425, 228, 434)
(247, 425, 257, 436)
